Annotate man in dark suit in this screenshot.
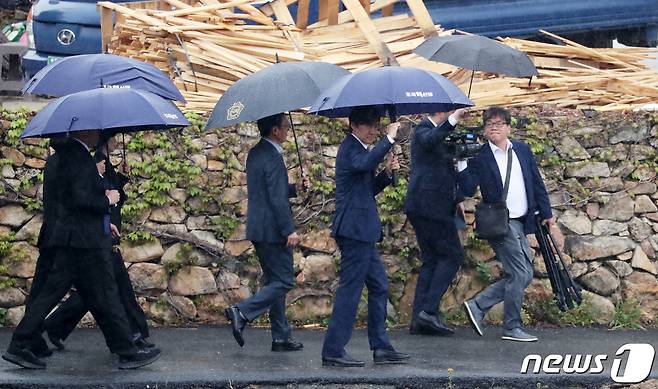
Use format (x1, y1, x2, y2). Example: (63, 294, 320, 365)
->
(405, 109, 467, 336)
(20, 138, 68, 359)
(458, 107, 553, 342)
(3, 130, 160, 369)
(43, 135, 153, 351)
(225, 113, 306, 352)
(321, 106, 409, 367)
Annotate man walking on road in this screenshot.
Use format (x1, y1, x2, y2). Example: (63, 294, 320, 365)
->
(458, 107, 553, 342)
(405, 109, 467, 336)
(225, 113, 306, 352)
(3, 131, 160, 370)
(321, 106, 409, 367)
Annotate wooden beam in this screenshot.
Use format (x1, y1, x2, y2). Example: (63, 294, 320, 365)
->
(318, 0, 328, 20)
(327, 0, 340, 25)
(381, 3, 393, 16)
(99, 5, 114, 53)
(359, 0, 370, 13)
(269, 0, 303, 50)
(296, 0, 310, 29)
(340, 0, 398, 65)
(404, 0, 437, 38)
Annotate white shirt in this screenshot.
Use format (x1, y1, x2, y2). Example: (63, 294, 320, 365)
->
(264, 137, 283, 154)
(427, 113, 459, 128)
(488, 140, 528, 218)
(351, 133, 395, 150)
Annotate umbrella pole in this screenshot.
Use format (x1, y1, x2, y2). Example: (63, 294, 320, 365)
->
(122, 133, 127, 173)
(467, 69, 475, 98)
(287, 111, 306, 192)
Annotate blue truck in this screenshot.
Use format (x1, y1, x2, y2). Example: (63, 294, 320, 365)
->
(18, 0, 658, 79)
(22, 0, 141, 78)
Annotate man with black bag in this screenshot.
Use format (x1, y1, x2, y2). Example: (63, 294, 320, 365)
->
(458, 107, 553, 342)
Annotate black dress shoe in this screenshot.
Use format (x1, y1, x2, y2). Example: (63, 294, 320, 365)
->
(322, 353, 365, 367)
(373, 348, 410, 364)
(417, 311, 454, 336)
(224, 306, 247, 347)
(271, 338, 303, 352)
(34, 348, 53, 358)
(46, 331, 65, 350)
(2, 348, 46, 369)
(409, 321, 444, 335)
(118, 347, 161, 370)
(135, 337, 156, 349)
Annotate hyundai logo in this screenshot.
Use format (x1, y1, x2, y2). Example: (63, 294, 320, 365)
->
(57, 29, 76, 45)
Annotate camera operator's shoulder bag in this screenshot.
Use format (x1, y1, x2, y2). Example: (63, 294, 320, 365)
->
(475, 147, 513, 240)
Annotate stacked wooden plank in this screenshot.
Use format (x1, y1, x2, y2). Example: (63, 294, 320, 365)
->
(98, 0, 658, 113)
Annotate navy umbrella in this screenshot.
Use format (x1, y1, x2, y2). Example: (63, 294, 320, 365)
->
(20, 88, 190, 139)
(413, 34, 539, 96)
(308, 66, 473, 119)
(22, 54, 186, 102)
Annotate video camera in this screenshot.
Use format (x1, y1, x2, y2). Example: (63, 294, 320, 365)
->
(445, 126, 481, 159)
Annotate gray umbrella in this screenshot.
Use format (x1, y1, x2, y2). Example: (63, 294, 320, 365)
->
(413, 34, 539, 96)
(205, 61, 349, 178)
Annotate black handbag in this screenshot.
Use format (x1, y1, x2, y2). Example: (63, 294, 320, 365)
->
(475, 147, 513, 240)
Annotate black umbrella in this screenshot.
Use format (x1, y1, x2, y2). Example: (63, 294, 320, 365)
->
(205, 61, 350, 178)
(413, 34, 539, 96)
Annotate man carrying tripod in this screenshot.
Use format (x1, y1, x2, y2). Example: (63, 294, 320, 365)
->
(458, 107, 553, 342)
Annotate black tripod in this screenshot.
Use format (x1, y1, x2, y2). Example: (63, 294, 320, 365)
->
(534, 215, 582, 311)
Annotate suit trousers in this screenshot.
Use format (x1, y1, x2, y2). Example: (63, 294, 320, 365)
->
(237, 242, 294, 341)
(473, 220, 534, 330)
(322, 237, 392, 358)
(408, 213, 464, 319)
(23, 248, 55, 354)
(9, 248, 137, 356)
(44, 248, 149, 342)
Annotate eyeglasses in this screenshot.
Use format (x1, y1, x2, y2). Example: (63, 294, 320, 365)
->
(485, 121, 508, 129)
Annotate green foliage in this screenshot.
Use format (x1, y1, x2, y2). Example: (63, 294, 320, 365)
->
(378, 177, 407, 226)
(610, 299, 644, 330)
(527, 296, 596, 326)
(0, 308, 7, 326)
(2, 109, 30, 147)
(121, 130, 204, 222)
(124, 230, 155, 245)
(475, 262, 492, 283)
(184, 112, 206, 135)
(0, 233, 14, 260)
(0, 277, 16, 290)
(465, 230, 488, 251)
(211, 214, 239, 240)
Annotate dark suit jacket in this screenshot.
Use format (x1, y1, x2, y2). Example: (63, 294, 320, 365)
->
(404, 118, 459, 221)
(36, 141, 65, 249)
(245, 139, 297, 243)
(458, 140, 553, 234)
(332, 134, 393, 243)
(94, 151, 129, 233)
(48, 138, 112, 249)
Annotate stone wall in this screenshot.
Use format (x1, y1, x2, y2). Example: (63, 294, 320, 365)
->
(0, 107, 657, 329)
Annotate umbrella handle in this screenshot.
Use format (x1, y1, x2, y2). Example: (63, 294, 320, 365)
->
(386, 104, 398, 186)
(288, 111, 307, 193)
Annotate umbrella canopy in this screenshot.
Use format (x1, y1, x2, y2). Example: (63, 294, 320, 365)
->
(21, 88, 190, 139)
(22, 54, 186, 102)
(307, 66, 473, 118)
(205, 61, 350, 129)
(413, 35, 539, 77)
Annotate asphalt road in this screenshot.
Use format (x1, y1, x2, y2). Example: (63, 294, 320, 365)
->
(0, 326, 656, 388)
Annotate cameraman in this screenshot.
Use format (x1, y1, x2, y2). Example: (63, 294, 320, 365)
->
(405, 108, 467, 336)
